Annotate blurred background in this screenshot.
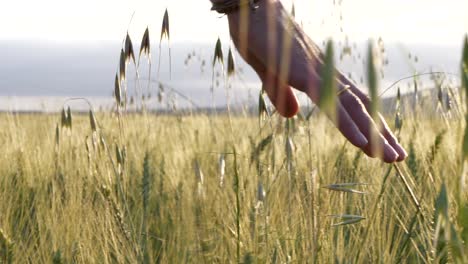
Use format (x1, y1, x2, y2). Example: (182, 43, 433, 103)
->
(0, 0, 466, 111)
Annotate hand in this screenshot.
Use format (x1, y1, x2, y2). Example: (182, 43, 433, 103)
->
(225, 0, 407, 163)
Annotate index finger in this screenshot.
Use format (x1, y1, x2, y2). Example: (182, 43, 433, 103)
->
(337, 73, 408, 161)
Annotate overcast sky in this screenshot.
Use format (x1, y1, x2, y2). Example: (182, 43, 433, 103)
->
(0, 0, 466, 45)
(0, 0, 465, 110)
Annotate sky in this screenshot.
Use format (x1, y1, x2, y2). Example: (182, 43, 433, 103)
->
(0, 0, 466, 111)
(0, 0, 466, 45)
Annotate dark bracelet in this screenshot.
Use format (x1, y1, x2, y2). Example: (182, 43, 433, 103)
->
(211, 0, 260, 14)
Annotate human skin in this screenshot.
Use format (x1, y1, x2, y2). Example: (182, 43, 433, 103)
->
(212, 0, 407, 163)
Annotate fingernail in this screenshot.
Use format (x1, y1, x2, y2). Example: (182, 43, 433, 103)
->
(356, 133, 369, 148)
(394, 144, 408, 161)
(383, 144, 399, 163)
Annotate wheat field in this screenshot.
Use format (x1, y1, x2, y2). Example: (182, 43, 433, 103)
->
(0, 11, 466, 262)
(0, 107, 466, 263)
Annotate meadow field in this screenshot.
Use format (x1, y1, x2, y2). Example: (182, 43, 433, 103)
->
(0, 102, 466, 263)
(0, 12, 466, 263)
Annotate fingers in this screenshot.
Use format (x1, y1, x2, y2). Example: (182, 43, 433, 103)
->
(339, 90, 400, 163)
(338, 74, 408, 161)
(377, 114, 408, 161)
(334, 100, 369, 149)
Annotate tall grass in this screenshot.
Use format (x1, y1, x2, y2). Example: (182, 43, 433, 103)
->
(0, 107, 465, 262)
(0, 7, 466, 263)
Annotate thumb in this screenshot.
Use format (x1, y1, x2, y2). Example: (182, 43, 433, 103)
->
(261, 74, 300, 118)
(241, 49, 300, 118)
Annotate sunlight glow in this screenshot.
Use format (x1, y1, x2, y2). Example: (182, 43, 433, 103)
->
(0, 0, 466, 44)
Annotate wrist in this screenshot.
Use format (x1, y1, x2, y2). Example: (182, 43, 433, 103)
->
(210, 0, 261, 14)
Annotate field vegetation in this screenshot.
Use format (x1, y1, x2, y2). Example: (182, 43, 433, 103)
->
(0, 9, 467, 263)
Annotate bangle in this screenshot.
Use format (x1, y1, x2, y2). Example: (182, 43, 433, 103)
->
(211, 0, 260, 14)
(337, 85, 351, 96)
